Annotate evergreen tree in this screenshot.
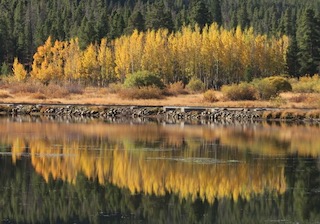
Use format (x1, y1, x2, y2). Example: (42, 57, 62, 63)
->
(126, 10, 145, 33)
(286, 36, 300, 77)
(297, 9, 320, 75)
(13, 1, 26, 60)
(237, 1, 250, 30)
(210, 0, 222, 26)
(145, 0, 174, 31)
(109, 10, 125, 39)
(189, 0, 212, 29)
(78, 16, 97, 49)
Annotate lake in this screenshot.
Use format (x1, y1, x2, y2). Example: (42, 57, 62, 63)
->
(0, 116, 319, 223)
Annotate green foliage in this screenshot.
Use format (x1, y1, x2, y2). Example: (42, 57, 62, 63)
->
(221, 83, 258, 101)
(189, 0, 212, 29)
(286, 37, 300, 77)
(186, 78, 205, 93)
(296, 9, 320, 76)
(124, 71, 165, 89)
(203, 89, 219, 102)
(265, 76, 292, 92)
(0, 62, 10, 76)
(254, 79, 278, 100)
(253, 76, 292, 100)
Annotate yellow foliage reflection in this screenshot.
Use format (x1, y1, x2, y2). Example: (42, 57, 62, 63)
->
(2, 118, 320, 203)
(26, 139, 286, 204)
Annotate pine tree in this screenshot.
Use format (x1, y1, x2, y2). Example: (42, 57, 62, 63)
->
(145, 0, 174, 32)
(297, 9, 320, 75)
(78, 16, 97, 50)
(286, 36, 300, 77)
(210, 0, 222, 26)
(189, 0, 212, 30)
(126, 10, 145, 34)
(237, 1, 250, 30)
(109, 10, 125, 39)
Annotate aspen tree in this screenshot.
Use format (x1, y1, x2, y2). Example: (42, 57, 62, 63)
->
(12, 57, 27, 82)
(81, 43, 99, 85)
(64, 38, 82, 82)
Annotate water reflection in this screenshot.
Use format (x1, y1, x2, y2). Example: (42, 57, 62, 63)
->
(0, 116, 319, 223)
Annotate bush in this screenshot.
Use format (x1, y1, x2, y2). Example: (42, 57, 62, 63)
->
(64, 82, 84, 94)
(203, 89, 219, 102)
(264, 76, 292, 92)
(166, 81, 188, 95)
(107, 82, 123, 93)
(254, 79, 278, 100)
(8, 80, 42, 94)
(291, 75, 320, 93)
(124, 71, 165, 89)
(186, 78, 205, 93)
(253, 76, 292, 100)
(119, 86, 164, 99)
(46, 83, 69, 98)
(0, 90, 12, 99)
(221, 83, 258, 101)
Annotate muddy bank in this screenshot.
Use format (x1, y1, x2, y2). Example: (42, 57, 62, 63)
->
(0, 104, 319, 123)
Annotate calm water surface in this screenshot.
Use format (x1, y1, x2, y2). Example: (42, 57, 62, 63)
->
(0, 116, 320, 223)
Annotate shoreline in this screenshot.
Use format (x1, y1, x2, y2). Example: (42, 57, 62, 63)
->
(1, 103, 320, 123)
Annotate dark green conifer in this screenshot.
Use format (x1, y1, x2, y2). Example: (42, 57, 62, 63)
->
(145, 0, 174, 31)
(297, 9, 320, 75)
(189, 0, 212, 29)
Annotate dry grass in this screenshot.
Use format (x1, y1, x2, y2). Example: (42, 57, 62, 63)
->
(30, 92, 47, 100)
(119, 86, 165, 99)
(0, 82, 320, 108)
(0, 90, 12, 99)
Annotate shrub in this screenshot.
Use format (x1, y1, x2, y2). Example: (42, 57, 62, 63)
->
(264, 76, 292, 92)
(253, 76, 292, 100)
(288, 93, 308, 103)
(8, 80, 42, 94)
(166, 81, 188, 95)
(203, 89, 219, 102)
(46, 83, 69, 98)
(0, 90, 12, 99)
(119, 86, 164, 99)
(64, 82, 84, 94)
(186, 78, 205, 93)
(254, 79, 278, 100)
(124, 71, 165, 89)
(291, 75, 320, 93)
(221, 83, 258, 101)
(107, 82, 123, 93)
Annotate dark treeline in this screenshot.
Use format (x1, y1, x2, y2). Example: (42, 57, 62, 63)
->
(0, 0, 320, 77)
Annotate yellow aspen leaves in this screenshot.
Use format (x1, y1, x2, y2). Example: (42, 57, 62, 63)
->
(81, 43, 99, 84)
(21, 24, 288, 86)
(64, 38, 82, 81)
(12, 58, 27, 81)
(98, 38, 116, 85)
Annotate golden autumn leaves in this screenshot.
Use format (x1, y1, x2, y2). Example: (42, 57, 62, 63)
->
(13, 24, 288, 86)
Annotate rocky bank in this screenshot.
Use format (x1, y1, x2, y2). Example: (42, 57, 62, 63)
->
(1, 103, 319, 123)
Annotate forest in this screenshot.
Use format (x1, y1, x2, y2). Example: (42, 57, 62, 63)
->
(0, 0, 320, 88)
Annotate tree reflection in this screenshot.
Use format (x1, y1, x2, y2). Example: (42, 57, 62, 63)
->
(0, 119, 319, 223)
